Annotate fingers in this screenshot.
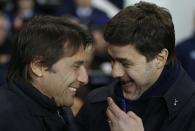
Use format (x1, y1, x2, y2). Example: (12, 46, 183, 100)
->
(129, 112, 144, 131)
(106, 98, 144, 131)
(127, 111, 143, 126)
(107, 97, 124, 117)
(107, 97, 125, 127)
(106, 106, 116, 122)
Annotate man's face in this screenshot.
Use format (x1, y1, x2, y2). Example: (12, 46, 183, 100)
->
(108, 44, 162, 100)
(39, 47, 89, 107)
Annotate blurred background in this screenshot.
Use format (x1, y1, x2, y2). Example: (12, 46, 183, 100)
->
(0, 0, 195, 116)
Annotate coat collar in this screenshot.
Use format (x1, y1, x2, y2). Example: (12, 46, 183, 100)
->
(9, 76, 59, 116)
(163, 67, 195, 120)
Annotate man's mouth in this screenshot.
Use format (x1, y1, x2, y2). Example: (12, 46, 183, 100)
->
(69, 85, 80, 95)
(121, 80, 134, 87)
(69, 87, 77, 92)
(120, 79, 137, 93)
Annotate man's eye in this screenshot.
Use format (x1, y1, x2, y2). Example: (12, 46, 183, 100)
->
(122, 63, 130, 67)
(73, 65, 80, 69)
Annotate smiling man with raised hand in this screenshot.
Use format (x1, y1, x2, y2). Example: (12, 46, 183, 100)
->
(76, 1, 195, 131)
(0, 15, 94, 131)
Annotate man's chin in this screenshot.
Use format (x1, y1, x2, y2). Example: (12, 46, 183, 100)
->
(65, 101, 74, 107)
(57, 99, 74, 107)
(122, 82, 137, 92)
(123, 91, 140, 101)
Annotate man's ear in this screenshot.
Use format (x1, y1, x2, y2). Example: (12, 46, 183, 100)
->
(30, 59, 44, 77)
(155, 48, 169, 69)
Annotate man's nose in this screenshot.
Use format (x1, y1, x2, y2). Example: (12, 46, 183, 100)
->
(78, 66, 88, 85)
(112, 62, 125, 79)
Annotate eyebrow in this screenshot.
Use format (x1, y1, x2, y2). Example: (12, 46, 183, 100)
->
(73, 60, 85, 65)
(108, 54, 133, 65)
(117, 58, 134, 65)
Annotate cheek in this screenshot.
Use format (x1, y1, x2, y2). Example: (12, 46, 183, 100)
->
(57, 70, 78, 92)
(126, 68, 141, 79)
(45, 72, 71, 94)
(144, 64, 156, 79)
(58, 70, 76, 83)
(126, 69, 147, 84)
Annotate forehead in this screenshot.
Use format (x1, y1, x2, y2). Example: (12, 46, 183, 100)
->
(108, 44, 147, 62)
(51, 46, 87, 69)
(59, 47, 88, 66)
(66, 46, 87, 60)
(108, 44, 137, 56)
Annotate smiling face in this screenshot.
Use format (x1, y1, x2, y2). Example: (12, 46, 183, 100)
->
(108, 44, 166, 100)
(31, 46, 89, 107)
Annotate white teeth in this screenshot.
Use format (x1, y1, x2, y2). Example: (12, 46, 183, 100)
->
(69, 87, 77, 92)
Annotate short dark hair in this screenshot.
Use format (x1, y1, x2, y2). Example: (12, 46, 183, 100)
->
(104, 1, 176, 64)
(7, 15, 94, 81)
